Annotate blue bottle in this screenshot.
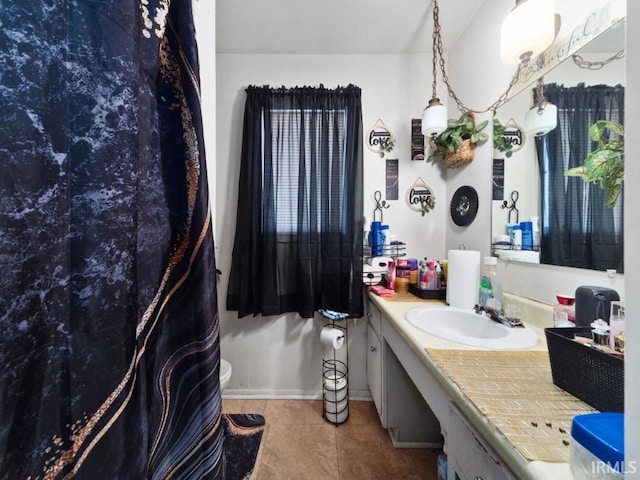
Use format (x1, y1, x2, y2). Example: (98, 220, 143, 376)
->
(368, 221, 388, 256)
(520, 221, 533, 251)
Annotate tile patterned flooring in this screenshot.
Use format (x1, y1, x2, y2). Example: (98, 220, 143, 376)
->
(222, 399, 440, 480)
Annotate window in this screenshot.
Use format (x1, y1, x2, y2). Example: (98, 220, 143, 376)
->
(269, 109, 346, 234)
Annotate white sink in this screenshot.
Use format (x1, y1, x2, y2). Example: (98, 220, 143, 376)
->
(405, 306, 539, 350)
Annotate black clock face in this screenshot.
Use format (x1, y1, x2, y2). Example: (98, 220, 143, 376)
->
(450, 186, 478, 226)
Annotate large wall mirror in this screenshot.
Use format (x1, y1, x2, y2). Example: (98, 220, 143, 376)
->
(491, 14, 625, 273)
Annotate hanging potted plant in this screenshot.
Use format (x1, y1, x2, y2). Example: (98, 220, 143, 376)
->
(565, 120, 624, 208)
(428, 113, 489, 168)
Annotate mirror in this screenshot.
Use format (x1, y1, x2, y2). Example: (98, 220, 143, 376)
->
(491, 17, 625, 270)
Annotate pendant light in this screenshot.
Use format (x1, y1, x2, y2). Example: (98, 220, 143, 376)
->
(421, 0, 447, 137)
(420, 0, 554, 140)
(422, 100, 447, 137)
(501, 0, 558, 64)
(524, 77, 557, 136)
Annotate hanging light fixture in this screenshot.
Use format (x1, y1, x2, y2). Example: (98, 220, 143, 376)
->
(524, 77, 557, 136)
(421, 0, 447, 137)
(421, 0, 545, 140)
(501, 0, 558, 64)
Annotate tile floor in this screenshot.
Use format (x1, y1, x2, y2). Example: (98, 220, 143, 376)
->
(222, 398, 440, 480)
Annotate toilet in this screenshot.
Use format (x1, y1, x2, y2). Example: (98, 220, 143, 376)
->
(220, 358, 232, 392)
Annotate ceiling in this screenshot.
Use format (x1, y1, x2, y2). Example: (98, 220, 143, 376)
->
(215, 0, 487, 55)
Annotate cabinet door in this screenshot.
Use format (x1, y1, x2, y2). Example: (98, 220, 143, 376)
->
(366, 322, 384, 424)
(447, 404, 516, 480)
(365, 298, 382, 337)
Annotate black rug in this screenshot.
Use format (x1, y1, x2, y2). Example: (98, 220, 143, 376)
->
(223, 414, 266, 480)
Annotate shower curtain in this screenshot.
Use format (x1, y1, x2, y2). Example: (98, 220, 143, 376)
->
(0, 0, 238, 478)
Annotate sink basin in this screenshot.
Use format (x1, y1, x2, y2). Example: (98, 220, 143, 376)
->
(405, 306, 539, 350)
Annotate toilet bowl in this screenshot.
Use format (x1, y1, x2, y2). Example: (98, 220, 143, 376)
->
(220, 358, 232, 392)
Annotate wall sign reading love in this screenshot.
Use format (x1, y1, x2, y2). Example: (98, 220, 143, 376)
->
(366, 119, 393, 154)
(501, 118, 525, 154)
(406, 177, 436, 216)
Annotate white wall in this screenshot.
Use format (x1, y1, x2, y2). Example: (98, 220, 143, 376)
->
(216, 53, 438, 396)
(450, 0, 638, 471)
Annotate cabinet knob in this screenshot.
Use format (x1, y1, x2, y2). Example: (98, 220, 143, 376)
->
(366, 312, 372, 318)
(370, 345, 377, 352)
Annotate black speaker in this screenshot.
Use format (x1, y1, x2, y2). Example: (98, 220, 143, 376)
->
(574, 286, 620, 327)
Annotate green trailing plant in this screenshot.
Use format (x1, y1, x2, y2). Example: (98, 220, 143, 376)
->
(379, 137, 396, 158)
(492, 118, 513, 158)
(428, 113, 489, 162)
(419, 196, 436, 216)
(565, 120, 624, 208)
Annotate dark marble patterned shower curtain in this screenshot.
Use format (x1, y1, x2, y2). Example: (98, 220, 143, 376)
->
(0, 0, 226, 478)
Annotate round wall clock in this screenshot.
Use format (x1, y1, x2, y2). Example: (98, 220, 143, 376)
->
(450, 186, 478, 226)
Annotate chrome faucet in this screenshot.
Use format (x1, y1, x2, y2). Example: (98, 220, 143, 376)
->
(474, 304, 524, 328)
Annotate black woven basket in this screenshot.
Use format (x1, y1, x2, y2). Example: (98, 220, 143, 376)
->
(545, 327, 624, 412)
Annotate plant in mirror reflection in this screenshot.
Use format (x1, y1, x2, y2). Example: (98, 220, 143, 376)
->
(565, 120, 624, 208)
(492, 118, 513, 158)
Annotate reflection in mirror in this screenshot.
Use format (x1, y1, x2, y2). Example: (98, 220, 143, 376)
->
(492, 19, 625, 272)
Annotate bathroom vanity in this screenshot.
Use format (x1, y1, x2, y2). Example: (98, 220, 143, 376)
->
(365, 292, 586, 480)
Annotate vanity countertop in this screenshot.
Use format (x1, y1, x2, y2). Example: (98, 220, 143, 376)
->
(367, 291, 594, 480)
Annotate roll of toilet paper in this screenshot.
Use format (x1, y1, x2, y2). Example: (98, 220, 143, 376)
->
(367, 256, 392, 270)
(320, 326, 345, 349)
(363, 274, 382, 286)
(363, 264, 383, 285)
(446, 249, 481, 309)
(324, 397, 348, 414)
(325, 407, 349, 424)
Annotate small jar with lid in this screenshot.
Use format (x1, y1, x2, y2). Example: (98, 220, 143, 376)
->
(553, 294, 576, 327)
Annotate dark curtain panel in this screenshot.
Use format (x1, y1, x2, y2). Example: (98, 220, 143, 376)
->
(227, 85, 364, 319)
(535, 83, 624, 271)
(0, 1, 228, 478)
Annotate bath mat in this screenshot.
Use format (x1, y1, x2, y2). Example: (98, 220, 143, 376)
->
(223, 413, 266, 480)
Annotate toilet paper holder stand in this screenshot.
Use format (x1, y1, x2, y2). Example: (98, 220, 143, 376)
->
(320, 315, 349, 426)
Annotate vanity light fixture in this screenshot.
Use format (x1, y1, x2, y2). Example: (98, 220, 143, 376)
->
(524, 77, 557, 136)
(501, 0, 559, 65)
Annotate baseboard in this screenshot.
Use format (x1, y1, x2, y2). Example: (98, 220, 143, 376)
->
(222, 388, 372, 401)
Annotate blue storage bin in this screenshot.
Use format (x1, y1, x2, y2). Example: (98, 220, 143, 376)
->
(570, 413, 624, 479)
